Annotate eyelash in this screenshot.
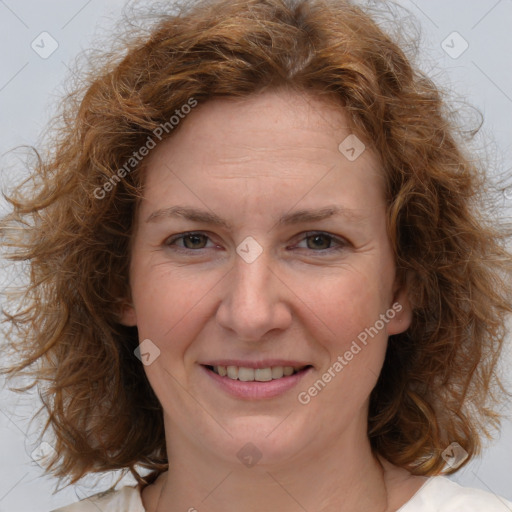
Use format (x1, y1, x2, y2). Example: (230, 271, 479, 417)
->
(163, 231, 349, 255)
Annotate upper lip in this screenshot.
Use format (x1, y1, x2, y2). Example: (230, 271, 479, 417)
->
(200, 360, 312, 369)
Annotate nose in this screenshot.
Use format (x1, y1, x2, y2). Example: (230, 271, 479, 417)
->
(215, 246, 292, 342)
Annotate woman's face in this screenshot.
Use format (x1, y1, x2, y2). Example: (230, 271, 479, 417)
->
(122, 88, 411, 467)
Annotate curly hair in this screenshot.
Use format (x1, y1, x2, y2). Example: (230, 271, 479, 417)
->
(1, 0, 511, 487)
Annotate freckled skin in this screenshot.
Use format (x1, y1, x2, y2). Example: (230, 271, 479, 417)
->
(122, 89, 423, 512)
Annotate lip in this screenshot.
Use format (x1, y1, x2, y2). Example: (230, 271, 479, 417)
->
(200, 364, 313, 400)
(199, 359, 312, 369)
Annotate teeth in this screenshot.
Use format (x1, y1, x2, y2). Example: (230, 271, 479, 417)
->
(212, 365, 305, 381)
(238, 367, 254, 381)
(255, 368, 272, 381)
(227, 366, 238, 379)
(271, 366, 284, 379)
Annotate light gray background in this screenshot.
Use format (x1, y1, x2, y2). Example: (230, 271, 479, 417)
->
(0, 1, 511, 511)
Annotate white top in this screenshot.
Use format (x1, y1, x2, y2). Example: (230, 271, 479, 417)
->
(398, 476, 512, 511)
(51, 476, 512, 511)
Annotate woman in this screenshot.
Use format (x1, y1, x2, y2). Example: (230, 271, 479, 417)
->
(1, 0, 511, 510)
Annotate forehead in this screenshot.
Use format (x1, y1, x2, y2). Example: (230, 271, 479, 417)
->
(159, 89, 357, 164)
(138, 89, 385, 218)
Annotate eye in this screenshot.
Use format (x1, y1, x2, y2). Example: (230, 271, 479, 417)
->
(164, 232, 215, 250)
(293, 231, 348, 253)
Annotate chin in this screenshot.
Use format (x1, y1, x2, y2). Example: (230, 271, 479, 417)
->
(209, 417, 313, 468)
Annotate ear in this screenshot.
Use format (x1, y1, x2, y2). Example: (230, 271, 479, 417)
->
(118, 302, 137, 327)
(386, 272, 413, 336)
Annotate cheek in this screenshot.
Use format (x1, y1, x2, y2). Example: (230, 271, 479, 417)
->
(300, 263, 393, 400)
(130, 260, 220, 356)
(302, 277, 390, 411)
(306, 269, 390, 342)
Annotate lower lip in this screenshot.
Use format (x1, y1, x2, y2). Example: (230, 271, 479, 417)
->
(201, 365, 312, 399)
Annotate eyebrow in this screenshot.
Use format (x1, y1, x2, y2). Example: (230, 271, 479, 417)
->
(145, 205, 364, 228)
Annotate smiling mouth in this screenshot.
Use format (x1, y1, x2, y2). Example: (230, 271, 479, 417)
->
(204, 364, 312, 382)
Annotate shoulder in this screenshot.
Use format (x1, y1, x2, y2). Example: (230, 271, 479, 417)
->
(50, 485, 145, 512)
(399, 476, 512, 512)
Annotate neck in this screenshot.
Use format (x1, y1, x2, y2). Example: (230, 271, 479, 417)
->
(147, 416, 390, 512)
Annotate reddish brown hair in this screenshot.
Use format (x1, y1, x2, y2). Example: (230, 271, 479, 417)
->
(1, 0, 511, 486)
